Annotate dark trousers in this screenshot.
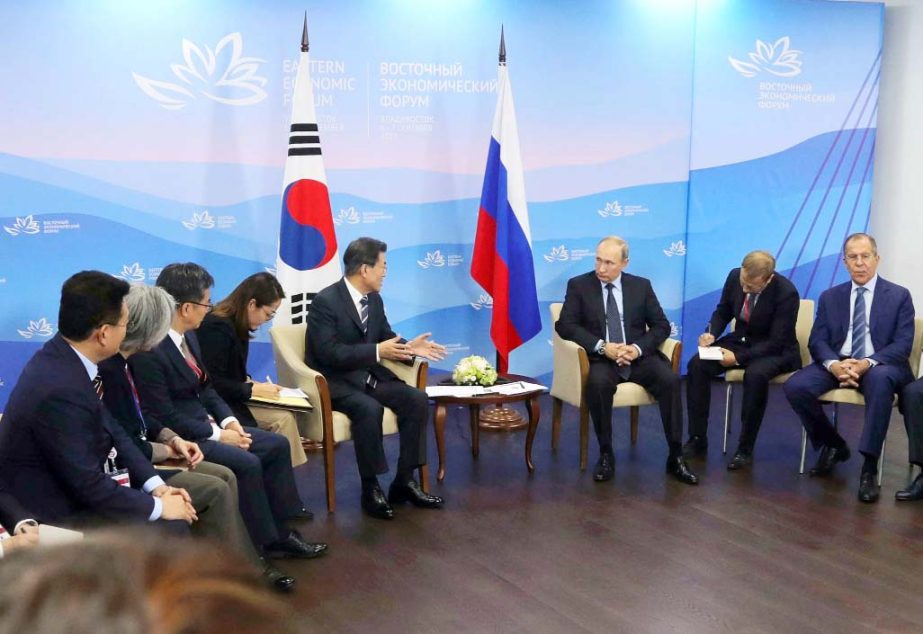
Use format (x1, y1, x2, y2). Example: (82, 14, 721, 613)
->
(899, 378, 923, 466)
(585, 353, 682, 452)
(199, 428, 301, 548)
(686, 348, 799, 451)
(332, 379, 428, 479)
(783, 362, 911, 457)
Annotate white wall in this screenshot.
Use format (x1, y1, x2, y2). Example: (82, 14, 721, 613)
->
(867, 0, 923, 296)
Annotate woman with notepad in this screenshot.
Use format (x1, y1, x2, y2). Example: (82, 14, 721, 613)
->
(197, 273, 308, 467)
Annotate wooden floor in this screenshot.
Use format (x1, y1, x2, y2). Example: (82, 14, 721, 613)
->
(281, 383, 923, 633)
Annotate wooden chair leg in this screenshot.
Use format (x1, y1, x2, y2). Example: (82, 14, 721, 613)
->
(723, 383, 734, 455)
(552, 397, 562, 451)
(419, 464, 430, 493)
(630, 406, 639, 445)
(579, 405, 589, 471)
(324, 431, 336, 513)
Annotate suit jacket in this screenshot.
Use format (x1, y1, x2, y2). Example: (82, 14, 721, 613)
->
(555, 271, 670, 361)
(99, 354, 166, 462)
(0, 335, 157, 524)
(129, 332, 235, 442)
(0, 489, 32, 532)
(707, 268, 801, 366)
(196, 313, 257, 426)
(809, 276, 915, 372)
(306, 278, 403, 399)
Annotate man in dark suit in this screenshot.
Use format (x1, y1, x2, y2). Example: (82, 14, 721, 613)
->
(784, 233, 915, 503)
(129, 263, 327, 559)
(555, 236, 698, 485)
(895, 382, 923, 501)
(685, 251, 802, 470)
(306, 237, 447, 519)
(0, 271, 197, 531)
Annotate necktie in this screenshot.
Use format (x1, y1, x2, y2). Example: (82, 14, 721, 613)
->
(124, 365, 148, 440)
(605, 283, 630, 380)
(180, 339, 205, 382)
(852, 287, 868, 359)
(741, 293, 753, 322)
(92, 373, 104, 400)
(359, 296, 369, 333)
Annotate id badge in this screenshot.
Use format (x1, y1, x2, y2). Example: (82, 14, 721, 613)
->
(104, 447, 130, 487)
(110, 468, 130, 487)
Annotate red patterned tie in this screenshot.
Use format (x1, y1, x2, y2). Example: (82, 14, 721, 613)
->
(741, 293, 752, 323)
(180, 339, 205, 382)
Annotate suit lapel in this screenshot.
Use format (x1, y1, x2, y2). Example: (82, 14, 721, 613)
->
(164, 336, 198, 386)
(834, 282, 852, 345)
(869, 278, 890, 346)
(337, 279, 365, 335)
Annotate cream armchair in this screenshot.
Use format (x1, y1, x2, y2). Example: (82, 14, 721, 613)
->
(269, 323, 429, 513)
(549, 303, 683, 470)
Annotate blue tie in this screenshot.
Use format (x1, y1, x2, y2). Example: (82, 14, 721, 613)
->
(605, 283, 630, 380)
(851, 287, 867, 359)
(360, 296, 369, 333)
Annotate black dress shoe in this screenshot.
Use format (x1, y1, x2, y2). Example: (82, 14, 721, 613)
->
(682, 435, 708, 458)
(895, 473, 923, 501)
(265, 529, 329, 559)
(291, 507, 314, 521)
(260, 559, 296, 592)
(362, 483, 395, 519)
(666, 456, 699, 485)
(388, 479, 444, 508)
(809, 444, 851, 477)
(593, 452, 614, 482)
(858, 472, 880, 503)
(727, 450, 753, 471)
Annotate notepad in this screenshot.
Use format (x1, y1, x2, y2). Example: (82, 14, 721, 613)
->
(697, 346, 724, 361)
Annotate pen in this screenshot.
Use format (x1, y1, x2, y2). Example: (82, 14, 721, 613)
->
(265, 375, 273, 384)
(705, 323, 711, 335)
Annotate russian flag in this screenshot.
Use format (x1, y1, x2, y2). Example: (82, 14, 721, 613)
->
(471, 38, 541, 374)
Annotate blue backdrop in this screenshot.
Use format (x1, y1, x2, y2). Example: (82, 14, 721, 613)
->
(0, 0, 883, 410)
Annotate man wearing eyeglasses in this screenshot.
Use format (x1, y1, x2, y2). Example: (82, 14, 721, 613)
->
(684, 251, 801, 470)
(129, 263, 327, 560)
(783, 233, 915, 503)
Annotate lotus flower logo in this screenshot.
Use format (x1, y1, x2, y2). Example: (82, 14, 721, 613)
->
(597, 201, 623, 218)
(18, 318, 55, 339)
(663, 241, 687, 257)
(4, 215, 41, 236)
(470, 294, 494, 311)
(115, 263, 146, 282)
(670, 322, 680, 338)
(182, 210, 216, 230)
(729, 37, 803, 78)
(417, 251, 446, 269)
(334, 207, 360, 226)
(543, 245, 570, 263)
(132, 33, 267, 110)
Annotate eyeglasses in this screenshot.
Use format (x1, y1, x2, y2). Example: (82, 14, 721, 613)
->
(102, 320, 130, 329)
(261, 306, 277, 319)
(187, 301, 214, 311)
(844, 253, 876, 263)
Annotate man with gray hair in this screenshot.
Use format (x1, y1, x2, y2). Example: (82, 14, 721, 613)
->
(684, 251, 801, 469)
(784, 233, 914, 503)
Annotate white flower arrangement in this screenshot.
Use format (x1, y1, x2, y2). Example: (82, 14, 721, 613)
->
(452, 355, 498, 387)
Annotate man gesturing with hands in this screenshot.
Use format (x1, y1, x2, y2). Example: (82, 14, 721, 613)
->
(307, 237, 446, 520)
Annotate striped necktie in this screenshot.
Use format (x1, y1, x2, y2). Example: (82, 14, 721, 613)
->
(360, 296, 369, 333)
(92, 373, 104, 400)
(852, 287, 868, 359)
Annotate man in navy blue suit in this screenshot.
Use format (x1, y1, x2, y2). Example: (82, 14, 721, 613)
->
(784, 233, 915, 503)
(0, 271, 197, 529)
(129, 263, 327, 560)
